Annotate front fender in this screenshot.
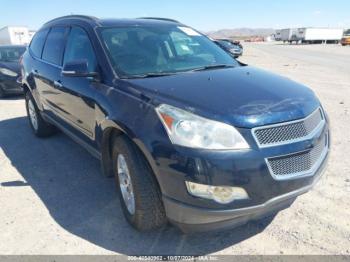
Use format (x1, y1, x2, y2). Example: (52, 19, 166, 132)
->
(96, 98, 163, 183)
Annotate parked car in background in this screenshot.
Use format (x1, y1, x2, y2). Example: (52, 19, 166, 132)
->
(341, 37, 350, 46)
(0, 45, 26, 97)
(21, 15, 329, 233)
(214, 39, 243, 58)
(341, 29, 350, 46)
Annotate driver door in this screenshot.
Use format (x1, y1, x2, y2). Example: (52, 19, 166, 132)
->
(58, 26, 98, 139)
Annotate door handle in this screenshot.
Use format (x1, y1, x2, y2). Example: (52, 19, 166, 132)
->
(53, 80, 63, 89)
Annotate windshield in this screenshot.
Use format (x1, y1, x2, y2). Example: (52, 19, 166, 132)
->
(0, 47, 26, 62)
(99, 25, 239, 78)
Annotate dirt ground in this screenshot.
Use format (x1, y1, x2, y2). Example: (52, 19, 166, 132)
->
(0, 42, 349, 255)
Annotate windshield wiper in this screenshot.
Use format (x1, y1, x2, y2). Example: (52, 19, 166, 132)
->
(190, 64, 235, 72)
(125, 72, 176, 79)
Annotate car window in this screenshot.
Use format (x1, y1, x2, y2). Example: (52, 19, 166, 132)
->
(63, 27, 97, 72)
(30, 28, 49, 58)
(0, 47, 26, 62)
(42, 27, 68, 65)
(100, 26, 238, 77)
(218, 40, 233, 48)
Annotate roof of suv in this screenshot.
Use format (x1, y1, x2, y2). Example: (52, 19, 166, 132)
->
(44, 15, 182, 28)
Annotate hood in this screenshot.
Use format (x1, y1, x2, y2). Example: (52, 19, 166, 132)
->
(0, 61, 20, 74)
(124, 66, 320, 128)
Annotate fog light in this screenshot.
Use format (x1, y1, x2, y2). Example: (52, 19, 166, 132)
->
(185, 181, 249, 204)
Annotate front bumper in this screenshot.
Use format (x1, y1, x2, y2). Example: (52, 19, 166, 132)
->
(230, 50, 243, 57)
(137, 102, 330, 232)
(164, 153, 328, 233)
(155, 123, 328, 205)
(146, 110, 330, 232)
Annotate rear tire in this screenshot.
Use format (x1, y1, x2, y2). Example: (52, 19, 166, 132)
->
(25, 92, 56, 137)
(112, 135, 167, 231)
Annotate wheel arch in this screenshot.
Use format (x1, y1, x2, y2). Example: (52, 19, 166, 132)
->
(22, 83, 30, 95)
(22, 81, 45, 111)
(99, 121, 163, 193)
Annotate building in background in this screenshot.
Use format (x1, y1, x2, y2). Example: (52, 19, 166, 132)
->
(0, 26, 36, 45)
(28, 30, 36, 40)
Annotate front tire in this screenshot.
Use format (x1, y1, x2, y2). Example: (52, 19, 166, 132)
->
(25, 92, 56, 137)
(112, 136, 167, 231)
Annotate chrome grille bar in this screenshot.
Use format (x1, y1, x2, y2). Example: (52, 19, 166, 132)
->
(252, 108, 325, 148)
(266, 132, 328, 180)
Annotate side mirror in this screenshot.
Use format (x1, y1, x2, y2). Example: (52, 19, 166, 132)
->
(62, 60, 98, 78)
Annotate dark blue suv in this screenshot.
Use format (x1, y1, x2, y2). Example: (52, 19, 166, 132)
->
(21, 15, 330, 233)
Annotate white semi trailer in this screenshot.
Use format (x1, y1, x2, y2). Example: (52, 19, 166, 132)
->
(280, 28, 298, 43)
(296, 28, 343, 43)
(0, 26, 32, 45)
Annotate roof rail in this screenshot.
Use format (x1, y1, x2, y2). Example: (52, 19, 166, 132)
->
(137, 17, 180, 23)
(44, 15, 99, 25)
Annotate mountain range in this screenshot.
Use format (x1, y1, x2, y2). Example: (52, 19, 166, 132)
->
(206, 28, 275, 39)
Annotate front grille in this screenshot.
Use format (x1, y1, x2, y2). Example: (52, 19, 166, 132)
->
(253, 108, 324, 147)
(266, 133, 328, 180)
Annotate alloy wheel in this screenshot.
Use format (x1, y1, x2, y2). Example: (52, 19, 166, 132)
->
(28, 99, 38, 130)
(117, 154, 135, 215)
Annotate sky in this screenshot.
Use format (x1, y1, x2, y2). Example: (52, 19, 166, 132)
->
(1, 0, 350, 31)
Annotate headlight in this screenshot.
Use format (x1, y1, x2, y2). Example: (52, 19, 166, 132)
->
(156, 104, 249, 150)
(186, 181, 249, 204)
(0, 68, 17, 77)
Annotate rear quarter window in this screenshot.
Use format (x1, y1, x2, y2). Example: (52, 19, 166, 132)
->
(42, 27, 68, 65)
(29, 28, 49, 58)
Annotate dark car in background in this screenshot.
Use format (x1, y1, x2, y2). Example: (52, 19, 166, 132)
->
(214, 39, 243, 58)
(21, 15, 329, 233)
(0, 45, 26, 97)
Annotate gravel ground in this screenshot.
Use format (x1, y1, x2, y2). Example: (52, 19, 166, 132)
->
(0, 42, 349, 255)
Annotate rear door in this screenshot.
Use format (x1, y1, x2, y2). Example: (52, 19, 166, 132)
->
(37, 26, 69, 120)
(28, 28, 49, 104)
(58, 26, 98, 139)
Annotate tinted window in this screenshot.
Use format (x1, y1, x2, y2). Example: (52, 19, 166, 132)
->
(63, 27, 97, 72)
(30, 29, 49, 58)
(42, 27, 68, 65)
